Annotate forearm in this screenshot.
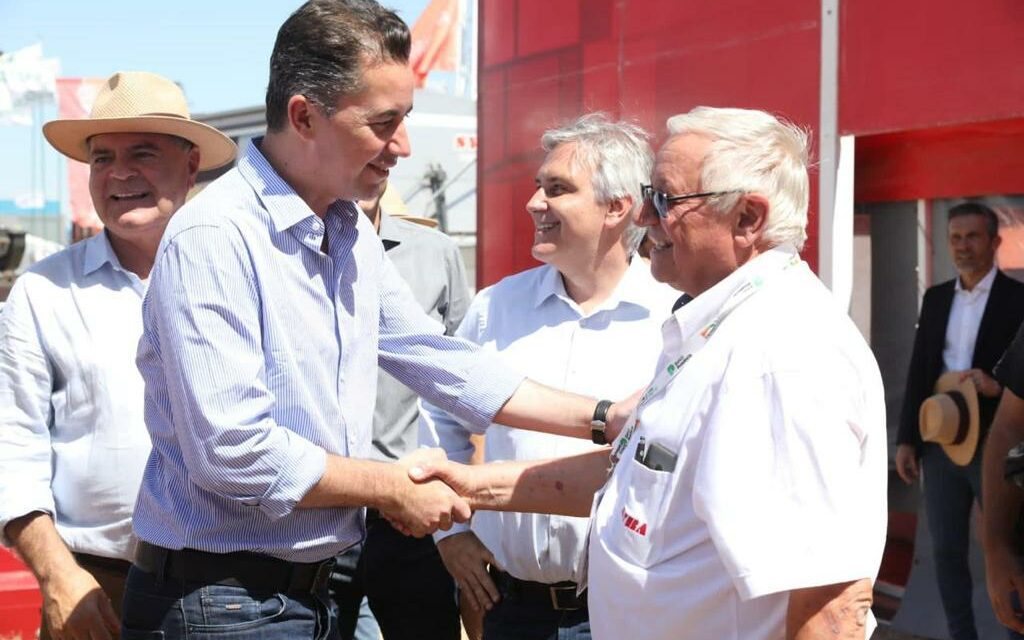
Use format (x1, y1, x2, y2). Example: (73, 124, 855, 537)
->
(787, 578, 873, 640)
(298, 455, 405, 512)
(466, 449, 610, 517)
(983, 390, 1024, 553)
(493, 378, 597, 439)
(5, 512, 78, 583)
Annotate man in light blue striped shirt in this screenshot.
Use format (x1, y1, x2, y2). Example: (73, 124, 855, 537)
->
(122, 2, 634, 638)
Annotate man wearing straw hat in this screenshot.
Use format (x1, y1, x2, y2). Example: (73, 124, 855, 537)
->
(896, 202, 1024, 640)
(0, 70, 235, 640)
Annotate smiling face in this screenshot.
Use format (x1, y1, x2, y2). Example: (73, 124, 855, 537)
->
(87, 132, 199, 242)
(639, 134, 742, 296)
(526, 142, 611, 272)
(312, 61, 414, 203)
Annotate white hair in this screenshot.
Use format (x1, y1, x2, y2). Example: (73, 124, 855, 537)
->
(665, 106, 810, 249)
(541, 113, 653, 254)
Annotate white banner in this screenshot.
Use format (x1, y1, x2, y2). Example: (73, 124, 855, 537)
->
(0, 43, 60, 126)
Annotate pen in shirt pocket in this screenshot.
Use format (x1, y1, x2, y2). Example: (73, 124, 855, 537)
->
(635, 436, 646, 463)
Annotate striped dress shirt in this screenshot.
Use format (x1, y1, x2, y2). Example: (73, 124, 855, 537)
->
(133, 139, 523, 563)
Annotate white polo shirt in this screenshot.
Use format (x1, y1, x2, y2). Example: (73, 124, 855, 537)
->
(588, 247, 887, 640)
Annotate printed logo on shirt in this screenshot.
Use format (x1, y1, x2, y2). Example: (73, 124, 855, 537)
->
(621, 507, 648, 536)
(665, 353, 691, 377)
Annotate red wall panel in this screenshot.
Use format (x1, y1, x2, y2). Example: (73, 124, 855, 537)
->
(840, 0, 1024, 136)
(517, 0, 581, 57)
(479, 0, 822, 286)
(855, 119, 1024, 203)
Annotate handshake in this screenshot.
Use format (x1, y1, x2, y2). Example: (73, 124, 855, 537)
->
(379, 448, 476, 538)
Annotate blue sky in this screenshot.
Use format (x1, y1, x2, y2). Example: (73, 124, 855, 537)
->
(0, 0, 432, 203)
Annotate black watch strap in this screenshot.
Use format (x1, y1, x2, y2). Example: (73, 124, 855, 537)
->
(591, 399, 614, 445)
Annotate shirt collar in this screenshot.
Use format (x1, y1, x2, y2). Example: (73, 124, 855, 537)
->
(668, 244, 801, 338)
(530, 257, 658, 313)
(82, 230, 125, 276)
(237, 137, 328, 233)
(955, 264, 997, 293)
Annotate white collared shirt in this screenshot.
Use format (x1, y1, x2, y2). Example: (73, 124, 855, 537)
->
(589, 247, 888, 639)
(944, 264, 997, 372)
(420, 258, 677, 584)
(0, 232, 151, 561)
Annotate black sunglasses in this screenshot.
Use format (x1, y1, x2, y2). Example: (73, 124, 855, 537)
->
(641, 184, 743, 218)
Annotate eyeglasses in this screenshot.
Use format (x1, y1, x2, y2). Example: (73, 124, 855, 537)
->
(641, 184, 744, 219)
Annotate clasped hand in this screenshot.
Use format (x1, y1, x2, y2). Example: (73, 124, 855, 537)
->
(380, 448, 472, 537)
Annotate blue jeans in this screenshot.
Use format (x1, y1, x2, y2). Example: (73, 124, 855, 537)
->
(482, 593, 590, 640)
(121, 564, 338, 639)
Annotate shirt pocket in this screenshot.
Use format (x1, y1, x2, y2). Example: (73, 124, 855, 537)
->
(604, 458, 674, 569)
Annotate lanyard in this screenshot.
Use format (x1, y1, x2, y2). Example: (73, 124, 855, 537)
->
(610, 251, 801, 464)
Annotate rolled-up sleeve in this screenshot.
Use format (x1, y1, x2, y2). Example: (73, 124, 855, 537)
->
(377, 256, 523, 432)
(0, 278, 56, 542)
(143, 226, 325, 520)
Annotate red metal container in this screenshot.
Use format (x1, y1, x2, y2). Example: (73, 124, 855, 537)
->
(0, 547, 41, 640)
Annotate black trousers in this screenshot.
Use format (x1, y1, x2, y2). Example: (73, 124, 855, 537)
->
(330, 516, 460, 640)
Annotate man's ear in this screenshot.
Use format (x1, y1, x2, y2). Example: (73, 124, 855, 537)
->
(734, 193, 769, 249)
(605, 195, 634, 229)
(186, 146, 201, 187)
(287, 95, 317, 140)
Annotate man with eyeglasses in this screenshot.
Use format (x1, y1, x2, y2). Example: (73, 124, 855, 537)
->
(420, 113, 676, 640)
(408, 106, 888, 640)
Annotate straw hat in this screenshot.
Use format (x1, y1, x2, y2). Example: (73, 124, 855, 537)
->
(393, 215, 439, 229)
(43, 71, 236, 171)
(919, 371, 980, 466)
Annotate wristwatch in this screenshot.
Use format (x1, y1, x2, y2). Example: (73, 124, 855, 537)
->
(591, 399, 614, 445)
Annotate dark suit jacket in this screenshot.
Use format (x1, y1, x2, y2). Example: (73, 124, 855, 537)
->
(897, 270, 1024, 450)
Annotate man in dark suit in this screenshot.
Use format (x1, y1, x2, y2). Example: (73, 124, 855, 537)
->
(897, 202, 1024, 640)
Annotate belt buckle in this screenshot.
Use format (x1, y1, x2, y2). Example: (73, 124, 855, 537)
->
(549, 585, 580, 611)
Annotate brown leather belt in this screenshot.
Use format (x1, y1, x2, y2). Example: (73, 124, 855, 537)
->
(134, 541, 334, 594)
(489, 567, 586, 611)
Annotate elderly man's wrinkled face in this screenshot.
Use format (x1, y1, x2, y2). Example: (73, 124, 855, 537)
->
(639, 134, 740, 297)
(526, 142, 610, 271)
(87, 132, 199, 242)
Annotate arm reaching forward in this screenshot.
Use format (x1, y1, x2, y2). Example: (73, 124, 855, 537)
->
(408, 449, 611, 517)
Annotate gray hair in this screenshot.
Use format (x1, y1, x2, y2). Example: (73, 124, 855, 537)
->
(665, 107, 810, 250)
(541, 113, 653, 254)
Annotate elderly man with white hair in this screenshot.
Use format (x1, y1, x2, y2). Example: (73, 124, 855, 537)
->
(420, 113, 676, 640)
(409, 106, 888, 640)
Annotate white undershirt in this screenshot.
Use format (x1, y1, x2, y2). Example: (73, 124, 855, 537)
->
(943, 265, 997, 373)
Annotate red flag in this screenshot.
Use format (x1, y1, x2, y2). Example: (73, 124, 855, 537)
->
(409, 0, 461, 88)
(56, 78, 105, 237)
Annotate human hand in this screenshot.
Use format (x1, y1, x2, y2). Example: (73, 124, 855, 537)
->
(984, 540, 1024, 633)
(408, 457, 478, 503)
(437, 531, 500, 612)
(40, 565, 119, 640)
(382, 449, 471, 538)
(894, 444, 919, 485)
(961, 368, 1002, 398)
(460, 589, 485, 640)
(606, 387, 645, 442)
